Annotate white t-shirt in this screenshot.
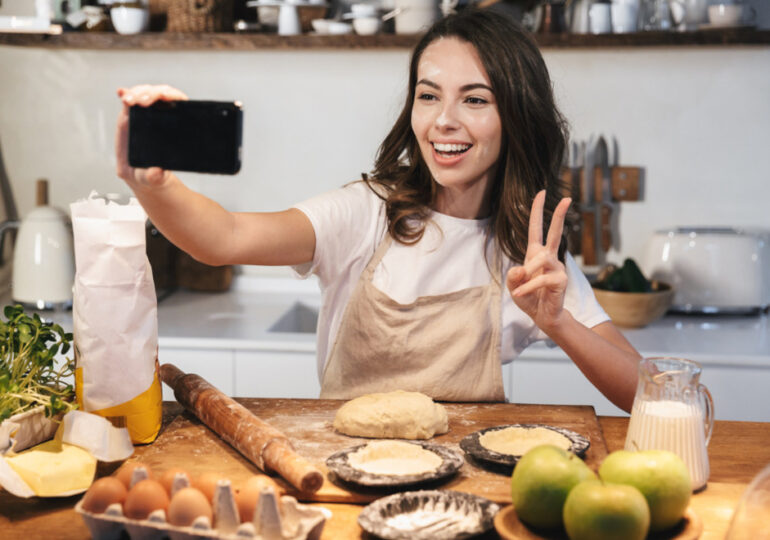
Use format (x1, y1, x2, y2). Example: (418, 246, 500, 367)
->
(293, 181, 609, 380)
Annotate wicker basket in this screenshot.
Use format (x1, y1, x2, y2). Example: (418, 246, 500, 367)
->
(166, 0, 235, 32)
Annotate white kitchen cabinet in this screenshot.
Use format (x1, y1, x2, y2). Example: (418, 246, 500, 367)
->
(510, 354, 627, 417)
(511, 350, 770, 422)
(697, 362, 770, 423)
(234, 350, 321, 398)
(158, 347, 235, 401)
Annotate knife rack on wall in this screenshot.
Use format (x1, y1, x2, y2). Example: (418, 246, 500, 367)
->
(559, 164, 644, 268)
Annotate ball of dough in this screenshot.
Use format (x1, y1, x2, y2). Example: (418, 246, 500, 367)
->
(333, 390, 449, 439)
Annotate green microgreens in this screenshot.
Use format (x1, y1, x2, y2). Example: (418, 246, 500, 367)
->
(0, 304, 77, 423)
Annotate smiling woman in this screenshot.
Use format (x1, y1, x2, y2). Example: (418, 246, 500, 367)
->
(410, 38, 502, 219)
(115, 8, 641, 411)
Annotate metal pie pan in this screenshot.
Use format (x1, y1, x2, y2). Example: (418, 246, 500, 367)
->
(325, 441, 464, 487)
(358, 489, 500, 540)
(459, 423, 590, 468)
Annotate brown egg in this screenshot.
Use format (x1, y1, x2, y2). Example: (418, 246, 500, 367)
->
(235, 475, 281, 523)
(159, 467, 191, 495)
(116, 462, 154, 490)
(81, 477, 128, 514)
(124, 479, 169, 520)
(193, 472, 229, 502)
(168, 487, 213, 527)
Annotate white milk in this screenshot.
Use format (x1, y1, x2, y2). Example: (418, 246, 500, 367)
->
(625, 399, 710, 491)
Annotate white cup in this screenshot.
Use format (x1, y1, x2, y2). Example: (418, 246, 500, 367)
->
(589, 3, 612, 34)
(708, 3, 752, 27)
(353, 16, 381, 34)
(611, 1, 639, 33)
(110, 6, 149, 35)
(277, 3, 301, 35)
(394, 0, 439, 34)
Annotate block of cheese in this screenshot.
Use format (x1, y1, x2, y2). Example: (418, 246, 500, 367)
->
(5, 440, 96, 496)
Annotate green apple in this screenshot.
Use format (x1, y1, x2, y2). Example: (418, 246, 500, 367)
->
(563, 480, 650, 540)
(598, 449, 691, 531)
(510, 444, 597, 529)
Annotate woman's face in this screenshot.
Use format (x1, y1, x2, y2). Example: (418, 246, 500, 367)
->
(411, 37, 502, 218)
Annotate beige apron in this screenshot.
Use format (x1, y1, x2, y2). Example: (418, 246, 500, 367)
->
(320, 234, 506, 402)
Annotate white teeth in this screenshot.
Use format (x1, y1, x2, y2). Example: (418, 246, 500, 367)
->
(433, 142, 471, 153)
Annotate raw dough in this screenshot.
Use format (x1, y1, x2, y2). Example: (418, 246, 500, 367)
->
(479, 426, 571, 456)
(347, 441, 443, 476)
(333, 390, 449, 440)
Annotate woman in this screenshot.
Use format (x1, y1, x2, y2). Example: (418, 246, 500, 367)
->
(116, 9, 641, 411)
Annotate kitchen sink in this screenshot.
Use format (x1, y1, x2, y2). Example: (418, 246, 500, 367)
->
(268, 302, 319, 333)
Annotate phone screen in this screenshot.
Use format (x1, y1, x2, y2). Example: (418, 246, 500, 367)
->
(128, 100, 243, 175)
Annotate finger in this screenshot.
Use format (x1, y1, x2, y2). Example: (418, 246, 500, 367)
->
(145, 167, 168, 185)
(506, 266, 525, 292)
(121, 84, 185, 107)
(156, 85, 189, 101)
(115, 103, 132, 175)
(519, 250, 562, 281)
(545, 197, 572, 253)
(511, 271, 566, 298)
(528, 190, 546, 248)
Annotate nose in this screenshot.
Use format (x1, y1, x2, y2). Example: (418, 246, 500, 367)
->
(435, 102, 460, 130)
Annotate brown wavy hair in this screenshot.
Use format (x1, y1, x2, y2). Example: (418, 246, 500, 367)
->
(364, 8, 571, 264)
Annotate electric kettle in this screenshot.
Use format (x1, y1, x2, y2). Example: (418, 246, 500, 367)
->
(0, 179, 75, 309)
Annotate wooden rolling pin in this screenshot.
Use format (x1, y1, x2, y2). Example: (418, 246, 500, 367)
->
(160, 363, 324, 493)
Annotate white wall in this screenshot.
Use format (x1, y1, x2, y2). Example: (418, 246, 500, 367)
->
(1, 43, 769, 276)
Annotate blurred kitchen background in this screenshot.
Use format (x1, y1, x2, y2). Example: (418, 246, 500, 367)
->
(0, 0, 768, 281)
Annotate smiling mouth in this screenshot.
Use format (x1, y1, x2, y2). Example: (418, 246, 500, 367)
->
(432, 142, 472, 158)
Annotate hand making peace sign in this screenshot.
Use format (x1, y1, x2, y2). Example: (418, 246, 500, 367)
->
(506, 190, 573, 331)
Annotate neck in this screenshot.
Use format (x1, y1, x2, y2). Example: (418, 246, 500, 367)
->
(433, 182, 493, 219)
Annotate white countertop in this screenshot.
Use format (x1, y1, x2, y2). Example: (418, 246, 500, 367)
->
(3, 276, 769, 366)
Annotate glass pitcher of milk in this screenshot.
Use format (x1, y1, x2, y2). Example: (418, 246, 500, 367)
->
(625, 357, 714, 491)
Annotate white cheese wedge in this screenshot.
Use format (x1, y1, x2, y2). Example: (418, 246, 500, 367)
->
(5, 440, 96, 496)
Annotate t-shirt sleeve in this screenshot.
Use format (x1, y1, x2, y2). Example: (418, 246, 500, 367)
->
(527, 252, 610, 344)
(291, 182, 383, 284)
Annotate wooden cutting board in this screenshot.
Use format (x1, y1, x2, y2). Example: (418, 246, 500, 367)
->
(132, 398, 609, 505)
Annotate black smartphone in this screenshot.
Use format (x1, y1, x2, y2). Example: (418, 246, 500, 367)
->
(128, 100, 243, 175)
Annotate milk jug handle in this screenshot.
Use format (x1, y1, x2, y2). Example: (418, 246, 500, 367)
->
(699, 383, 714, 446)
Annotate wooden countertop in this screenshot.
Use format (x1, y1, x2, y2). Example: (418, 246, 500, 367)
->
(2, 399, 768, 539)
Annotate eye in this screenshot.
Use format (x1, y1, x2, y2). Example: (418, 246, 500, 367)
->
(417, 92, 438, 102)
(465, 96, 489, 105)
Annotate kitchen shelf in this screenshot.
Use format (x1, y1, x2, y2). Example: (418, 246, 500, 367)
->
(1, 27, 769, 50)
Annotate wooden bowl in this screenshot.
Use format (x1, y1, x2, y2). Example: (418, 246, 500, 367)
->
(592, 282, 674, 328)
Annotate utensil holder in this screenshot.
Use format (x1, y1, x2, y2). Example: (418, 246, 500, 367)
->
(166, 0, 235, 32)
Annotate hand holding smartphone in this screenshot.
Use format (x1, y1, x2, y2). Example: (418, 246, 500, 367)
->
(128, 100, 243, 175)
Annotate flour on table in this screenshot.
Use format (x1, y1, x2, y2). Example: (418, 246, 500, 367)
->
(480, 426, 571, 455)
(347, 440, 442, 476)
(333, 390, 449, 440)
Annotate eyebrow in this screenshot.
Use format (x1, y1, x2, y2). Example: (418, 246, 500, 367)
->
(416, 79, 493, 93)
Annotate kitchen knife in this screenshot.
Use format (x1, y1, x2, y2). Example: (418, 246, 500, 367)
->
(160, 363, 324, 493)
(581, 136, 598, 266)
(593, 136, 613, 254)
(561, 141, 582, 254)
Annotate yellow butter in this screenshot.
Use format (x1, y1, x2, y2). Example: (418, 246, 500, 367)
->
(5, 440, 96, 496)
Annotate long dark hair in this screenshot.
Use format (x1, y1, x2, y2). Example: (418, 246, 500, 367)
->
(365, 8, 570, 264)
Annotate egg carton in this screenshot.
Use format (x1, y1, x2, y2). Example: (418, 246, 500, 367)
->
(75, 469, 330, 540)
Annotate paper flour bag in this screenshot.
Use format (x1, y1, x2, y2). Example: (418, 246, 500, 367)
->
(70, 192, 161, 444)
